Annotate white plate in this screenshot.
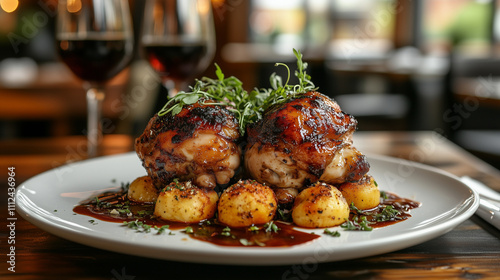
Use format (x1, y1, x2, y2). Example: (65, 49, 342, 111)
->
(16, 152, 479, 265)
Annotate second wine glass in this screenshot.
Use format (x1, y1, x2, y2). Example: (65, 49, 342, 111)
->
(141, 0, 215, 96)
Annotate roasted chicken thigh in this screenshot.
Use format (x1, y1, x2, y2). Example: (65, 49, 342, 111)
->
(245, 91, 369, 200)
(135, 100, 241, 189)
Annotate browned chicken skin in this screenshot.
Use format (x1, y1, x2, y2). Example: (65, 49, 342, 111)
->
(245, 91, 369, 199)
(135, 100, 241, 189)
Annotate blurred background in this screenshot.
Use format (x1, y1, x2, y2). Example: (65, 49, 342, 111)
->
(1, 0, 500, 168)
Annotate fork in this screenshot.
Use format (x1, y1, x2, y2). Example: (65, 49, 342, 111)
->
(461, 176, 500, 230)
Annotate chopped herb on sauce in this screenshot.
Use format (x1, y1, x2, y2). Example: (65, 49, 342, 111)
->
(324, 228, 341, 237)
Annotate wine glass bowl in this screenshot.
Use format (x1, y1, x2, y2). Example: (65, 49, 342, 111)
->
(57, 39, 132, 83)
(141, 0, 215, 96)
(56, 0, 134, 157)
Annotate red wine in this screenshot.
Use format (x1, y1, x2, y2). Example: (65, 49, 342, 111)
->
(57, 39, 132, 83)
(144, 44, 208, 81)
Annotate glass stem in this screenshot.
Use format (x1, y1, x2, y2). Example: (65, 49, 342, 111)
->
(86, 87, 105, 158)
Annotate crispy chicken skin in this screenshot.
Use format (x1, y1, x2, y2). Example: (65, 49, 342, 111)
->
(245, 91, 369, 192)
(135, 100, 241, 189)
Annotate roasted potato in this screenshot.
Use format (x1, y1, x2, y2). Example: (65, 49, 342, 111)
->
(337, 174, 379, 210)
(218, 180, 277, 227)
(292, 182, 349, 228)
(128, 176, 158, 203)
(154, 181, 218, 223)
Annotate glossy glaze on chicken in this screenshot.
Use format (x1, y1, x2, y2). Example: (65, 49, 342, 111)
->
(135, 100, 241, 189)
(244, 91, 369, 203)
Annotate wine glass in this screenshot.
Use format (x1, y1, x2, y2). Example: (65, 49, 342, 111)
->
(56, 0, 134, 158)
(141, 0, 215, 97)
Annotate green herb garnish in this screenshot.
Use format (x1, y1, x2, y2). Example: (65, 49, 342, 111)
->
(185, 226, 194, 234)
(120, 181, 130, 193)
(123, 220, 151, 233)
(123, 220, 172, 235)
(277, 207, 293, 223)
(221, 226, 232, 236)
(374, 205, 401, 222)
(154, 225, 170, 235)
(264, 221, 280, 233)
(248, 225, 260, 232)
(349, 202, 363, 215)
(157, 49, 316, 135)
(136, 209, 154, 217)
(323, 228, 341, 237)
(341, 216, 373, 231)
(172, 178, 184, 190)
(380, 191, 388, 200)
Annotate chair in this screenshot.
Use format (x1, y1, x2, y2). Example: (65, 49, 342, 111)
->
(444, 53, 500, 169)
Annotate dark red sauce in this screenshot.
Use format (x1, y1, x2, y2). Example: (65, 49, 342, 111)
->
(73, 189, 420, 247)
(188, 221, 319, 247)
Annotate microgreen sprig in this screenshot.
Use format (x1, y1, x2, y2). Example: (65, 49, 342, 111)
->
(341, 216, 373, 231)
(374, 205, 401, 222)
(156, 49, 316, 136)
(324, 228, 341, 237)
(264, 221, 280, 233)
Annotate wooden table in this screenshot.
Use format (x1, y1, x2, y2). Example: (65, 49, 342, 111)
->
(1, 131, 500, 279)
